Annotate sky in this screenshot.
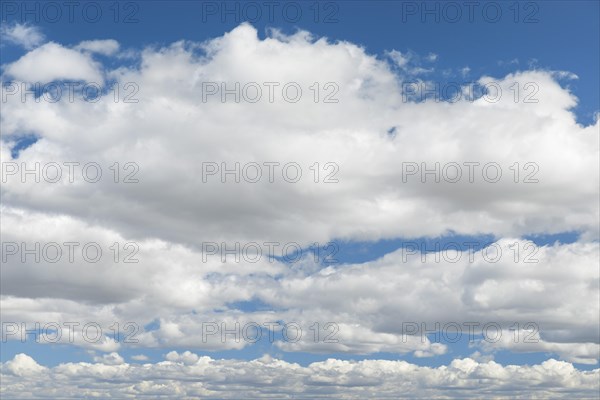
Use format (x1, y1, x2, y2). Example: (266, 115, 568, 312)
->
(0, 1, 599, 398)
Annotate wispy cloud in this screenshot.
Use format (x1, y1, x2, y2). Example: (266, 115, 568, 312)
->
(0, 23, 45, 50)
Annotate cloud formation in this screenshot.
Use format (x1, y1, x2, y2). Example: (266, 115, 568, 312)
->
(0, 23, 45, 49)
(0, 208, 597, 362)
(1, 23, 598, 398)
(1, 24, 598, 248)
(1, 353, 598, 399)
(3, 42, 104, 83)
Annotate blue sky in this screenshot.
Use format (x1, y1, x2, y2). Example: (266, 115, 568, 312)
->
(1, 1, 599, 398)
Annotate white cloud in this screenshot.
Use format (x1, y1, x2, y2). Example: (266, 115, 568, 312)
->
(4, 354, 46, 377)
(387, 49, 435, 74)
(387, 49, 410, 67)
(0, 23, 45, 49)
(0, 24, 598, 391)
(3, 42, 104, 83)
(0, 205, 597, 361)
(165, 350, 199, 365)
(481, 329, 600, 365)
(93, 352, 124, 365)
(74, 39, 120, 56)
(1, 25, 597, 248)
(1, 353, 598, 398)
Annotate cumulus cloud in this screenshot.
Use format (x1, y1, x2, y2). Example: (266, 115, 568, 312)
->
(1, 204, 597, 362)
(2, 42, 104, 83)
(1, 24, 597, 248)
(4, 354, 46, 377)
(165, 350, 199, 365)
(0, 353, 598, 398)
(93, 352, 125, 365)
(1, 23, 598, 396)
(0, 23, 45, 49)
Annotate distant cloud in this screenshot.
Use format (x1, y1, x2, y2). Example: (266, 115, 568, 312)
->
(426, 52, 438, 62)
(74, 39, 120, 56)
(387, 49, 410, 67)
(1, 353, 598, 399)
(0, 23, 45, 50)
(498, 58, 520, 66)
(386, 49, 435, 74)
(93, 352, 125, 365)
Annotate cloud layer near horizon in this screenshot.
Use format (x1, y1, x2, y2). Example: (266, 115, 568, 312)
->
(2, 353, 599, 399)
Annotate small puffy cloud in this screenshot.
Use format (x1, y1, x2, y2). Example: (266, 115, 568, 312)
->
(131, 354, 149, 361)
(93, 352, 124, 365)
(413, 343, 447, 358)
(0, 23, 45, 49)
(74, 39, 120, 56)
(5, 354, 46, 377)
(3, 42, 103, 83)
(165, 351, 200, 365)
